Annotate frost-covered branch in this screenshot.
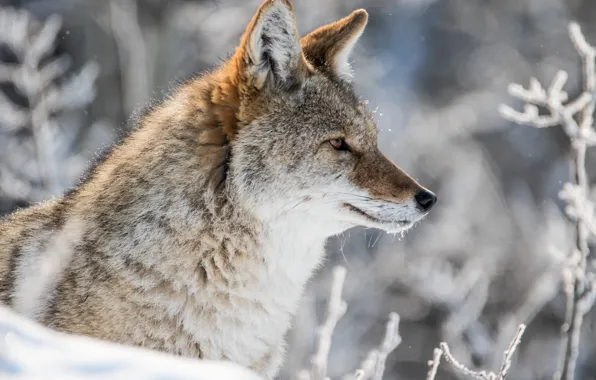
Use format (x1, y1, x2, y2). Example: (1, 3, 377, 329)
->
(341, 313, 402, 380)
(349, 350, 378, 380)
(499, 21, 596, 380)
(426, 348, 443, 380)
(306, 266, 348, 380)
(427, 324, 526, 380)
(109, 0, 150, 116)
(0, 7, 100, 202)
(372, 313, 401, 380)
(300, 267, 402, 380)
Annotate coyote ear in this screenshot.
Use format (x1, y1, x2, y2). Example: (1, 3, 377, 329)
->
(301, 9, 368, 82)
(235, 0, 309, 90)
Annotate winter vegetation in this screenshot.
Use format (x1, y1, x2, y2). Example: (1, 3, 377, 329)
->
(0, 6, 112, 210)
(2, 0, 596, 379)
(500, 21, 596, 380)
(296, 267, 527, 380)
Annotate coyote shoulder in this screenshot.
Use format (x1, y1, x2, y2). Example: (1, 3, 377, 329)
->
(0, 1, 436, 378)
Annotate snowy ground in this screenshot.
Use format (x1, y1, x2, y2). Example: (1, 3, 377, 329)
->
(0, 306, 262, 380)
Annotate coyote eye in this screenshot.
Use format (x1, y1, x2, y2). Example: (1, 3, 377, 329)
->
(329, 138, 350, 151)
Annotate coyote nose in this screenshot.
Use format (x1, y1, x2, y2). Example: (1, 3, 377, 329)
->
(415, 189, 437, 212)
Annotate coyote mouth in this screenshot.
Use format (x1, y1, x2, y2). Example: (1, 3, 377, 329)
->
(343, 203, 410, 226)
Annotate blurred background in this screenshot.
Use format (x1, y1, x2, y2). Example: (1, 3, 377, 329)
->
(1, 0, 596, 379)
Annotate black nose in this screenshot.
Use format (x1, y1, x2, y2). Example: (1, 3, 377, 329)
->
(415, 189, 437, 212)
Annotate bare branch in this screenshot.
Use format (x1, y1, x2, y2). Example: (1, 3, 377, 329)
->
(426, 348, 443, 380)
(569, 24, 596, 131)
(109, 0, 150, 116)
(38, 55, 72, 89)
(348, 350, 378, 380)
(0, 63, 18, 82)
(0, 92, 29, 131)
(556, 23, 596, 380)
(301, 268, 402, 380)
(437, 324, 526, 380)
(495, 324, 526, 380)
(342, 313, 402, 380)
(25, 14, 62, 67)
(548, 71, 569, 103)
(0, 7, 101, 200)
(501, 20, 596, 380)
(0, 7, 31, 54)
(373, 312, 402, 380)
(308, 266, 348, 380)
(440, 342, 493, 380)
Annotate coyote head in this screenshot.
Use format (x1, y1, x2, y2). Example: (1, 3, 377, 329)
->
(220, 0, 436, 235)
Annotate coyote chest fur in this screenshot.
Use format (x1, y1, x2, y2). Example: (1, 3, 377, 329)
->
(0, 1, 436, 378)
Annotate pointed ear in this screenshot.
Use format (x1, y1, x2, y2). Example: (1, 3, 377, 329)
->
(301, 9, 368, 82)
(235, 0, 310, 91)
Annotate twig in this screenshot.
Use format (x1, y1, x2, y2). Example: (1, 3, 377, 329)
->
(302, 267, 402, 380)
(499, 21, 596, 380)
(309, 266, 348, 380)
(343, 313, 402, 380)
(426, 348, 443, 380)
(495, 324, 526, 380)
(373, 312, 402, 380)
(350, 350, 378, 380)
(440, 342, 493, 380)
(109, 0, 150, 117)
(436, 324, 526, 380)
(21, 13, 63, 196)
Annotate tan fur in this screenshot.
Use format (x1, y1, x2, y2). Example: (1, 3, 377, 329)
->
(301, 9, 368, 79)
(0, 1, 436, 379)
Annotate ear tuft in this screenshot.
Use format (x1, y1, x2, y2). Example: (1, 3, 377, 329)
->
(301, 9, 368, 82)
(346, 9, 369, 29)
(237, 0, 307, 90)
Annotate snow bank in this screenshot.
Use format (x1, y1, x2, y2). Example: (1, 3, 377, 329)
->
(0, 306, 263, 380)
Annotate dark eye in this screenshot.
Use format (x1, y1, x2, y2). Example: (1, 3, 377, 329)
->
(329, 138, 350, 151)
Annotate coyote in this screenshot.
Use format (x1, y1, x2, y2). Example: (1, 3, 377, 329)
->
(0, 0, 436, 378)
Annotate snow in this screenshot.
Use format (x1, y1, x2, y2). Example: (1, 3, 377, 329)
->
(0, 306, 263, 380)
